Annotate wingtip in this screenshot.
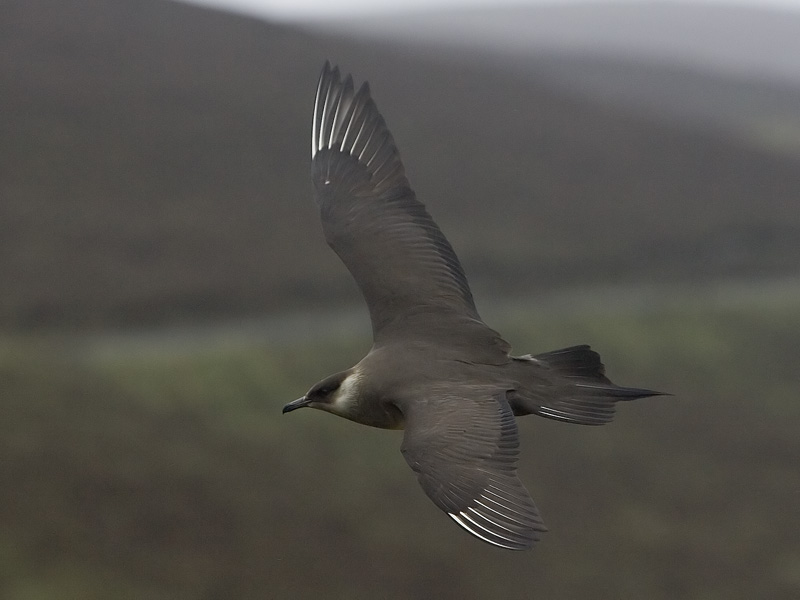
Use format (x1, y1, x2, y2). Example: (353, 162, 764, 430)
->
(442, 479, 548, 551)
(320, 59, 335, 82)
(311, 62, 407, 194)
(448, 512, 533, 551)
(448, 509, 543, 551)
(313, 60, 342, 159)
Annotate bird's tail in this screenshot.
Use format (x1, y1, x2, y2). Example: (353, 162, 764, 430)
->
(508, 345, 665, 425)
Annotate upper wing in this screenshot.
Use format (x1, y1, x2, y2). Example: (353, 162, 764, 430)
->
(399, 385, 547, 550)
(311, 62, 481, 343)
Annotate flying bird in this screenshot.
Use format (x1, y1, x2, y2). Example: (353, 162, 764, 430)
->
(283, 61, 663, 550)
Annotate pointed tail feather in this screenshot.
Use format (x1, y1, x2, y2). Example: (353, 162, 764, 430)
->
(510, 345, 666, 425)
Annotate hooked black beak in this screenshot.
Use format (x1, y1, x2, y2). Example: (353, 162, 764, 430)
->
(282, 396, 312, 414)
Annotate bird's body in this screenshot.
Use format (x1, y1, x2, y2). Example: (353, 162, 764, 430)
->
(283, 62, 663, 550)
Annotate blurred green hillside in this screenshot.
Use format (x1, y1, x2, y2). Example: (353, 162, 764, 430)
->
(3, 299, 800, 599)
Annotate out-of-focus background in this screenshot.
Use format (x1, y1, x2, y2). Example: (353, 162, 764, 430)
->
(3, 0, 800, 598)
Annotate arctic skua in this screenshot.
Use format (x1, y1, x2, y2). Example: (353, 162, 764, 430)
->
(283, 61, 663, 550)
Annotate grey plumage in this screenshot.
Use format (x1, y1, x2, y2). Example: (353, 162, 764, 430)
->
(283, 62, 663, 551)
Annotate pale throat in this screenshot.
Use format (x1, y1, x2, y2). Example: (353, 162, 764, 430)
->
(332, 368, 363, 412)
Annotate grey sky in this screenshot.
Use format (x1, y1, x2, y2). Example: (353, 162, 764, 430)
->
(179, 0, 800, 21)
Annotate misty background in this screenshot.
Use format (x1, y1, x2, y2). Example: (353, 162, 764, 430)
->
(2, 0, 799, 598)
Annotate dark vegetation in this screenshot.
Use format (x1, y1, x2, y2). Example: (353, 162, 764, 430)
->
(2, 1, 799, 598)
(3, 304, 800, 599)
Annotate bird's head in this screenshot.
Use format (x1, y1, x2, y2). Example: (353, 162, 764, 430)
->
(282, 368, 361, 417)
